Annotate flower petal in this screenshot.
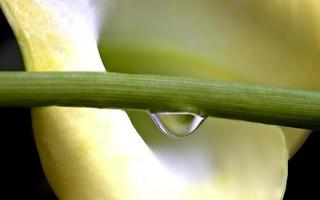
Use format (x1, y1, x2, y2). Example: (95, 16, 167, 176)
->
(0, 0, 300, 199)
(128, 111, 288, 200)
(100, 0, 320, 157)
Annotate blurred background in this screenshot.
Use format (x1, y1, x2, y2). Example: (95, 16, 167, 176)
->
(0, 8, 319, 200)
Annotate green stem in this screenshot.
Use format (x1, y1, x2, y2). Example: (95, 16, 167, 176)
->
(0, 71, 319, 130)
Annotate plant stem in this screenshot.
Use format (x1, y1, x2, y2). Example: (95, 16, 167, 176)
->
(0, 71, 319, 130)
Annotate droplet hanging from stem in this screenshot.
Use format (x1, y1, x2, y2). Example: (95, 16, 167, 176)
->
(150, 112, 206, 139)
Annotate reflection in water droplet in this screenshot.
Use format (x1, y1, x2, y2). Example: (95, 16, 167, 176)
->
(150, 112, 206, 139)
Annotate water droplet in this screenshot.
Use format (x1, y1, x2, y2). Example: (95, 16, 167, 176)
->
(150, 112, 206, 139)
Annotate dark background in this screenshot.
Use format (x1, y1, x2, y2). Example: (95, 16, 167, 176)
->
(1, 9, 319, 200)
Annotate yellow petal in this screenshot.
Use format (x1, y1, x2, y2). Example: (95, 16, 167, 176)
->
(1, 0, 288, 199)
(281, 127, 309, 158)
(100, 0, 320, 157)
(128, 111, 288, 200)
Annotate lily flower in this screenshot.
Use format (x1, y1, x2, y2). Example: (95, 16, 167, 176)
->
(1, 0, 318, 199)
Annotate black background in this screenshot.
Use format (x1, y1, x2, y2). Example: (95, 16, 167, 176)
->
(1, 9, 319, 200)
